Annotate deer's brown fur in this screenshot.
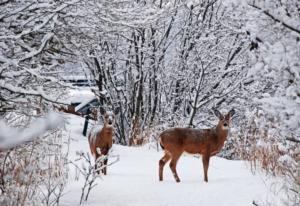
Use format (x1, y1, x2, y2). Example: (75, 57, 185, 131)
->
(159, 108, 235, 183)
(88, 108, 118, 175)
(89, 126, 113, 175)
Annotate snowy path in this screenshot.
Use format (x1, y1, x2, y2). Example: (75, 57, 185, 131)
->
(61, 114, 271, 206)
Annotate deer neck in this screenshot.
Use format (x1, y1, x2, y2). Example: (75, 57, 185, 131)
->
(215, 124, 228, 142)
(102, 126, 113, 135)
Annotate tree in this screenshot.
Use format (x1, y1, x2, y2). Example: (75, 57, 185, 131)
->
(0, 0, 76, 117)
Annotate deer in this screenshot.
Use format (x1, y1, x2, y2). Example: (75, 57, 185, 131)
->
(88, 107, 119, 175)
(158, 108, 235, 183)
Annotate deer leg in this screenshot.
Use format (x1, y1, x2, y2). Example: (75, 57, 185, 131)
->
(202, 154, 210, 182)
(101, 147, 109, 175)
(159, 152, 171, 181)
(95, 154, 101, 174)
(103, 158, 108, 175)
(169, 152, 182, 183)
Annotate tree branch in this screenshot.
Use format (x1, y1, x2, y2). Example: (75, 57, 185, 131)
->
(248, 4, 300, 35)
(0, 80, 68, 105)
(286, 137, 300, 143)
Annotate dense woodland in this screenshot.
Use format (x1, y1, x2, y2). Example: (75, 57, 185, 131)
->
(0, 0, 299, 205)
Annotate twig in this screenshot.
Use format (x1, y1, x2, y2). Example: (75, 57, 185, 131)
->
(286, 137, 300, 143)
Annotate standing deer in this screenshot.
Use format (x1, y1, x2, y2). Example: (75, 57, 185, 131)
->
(159, 108, 235, 182)
(88, 107, 119, 175)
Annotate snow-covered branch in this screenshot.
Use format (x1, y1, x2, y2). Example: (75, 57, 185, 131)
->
(0, 112, 64, 150)
(0, 80, 68, 105)
(248, 3, 300, 36)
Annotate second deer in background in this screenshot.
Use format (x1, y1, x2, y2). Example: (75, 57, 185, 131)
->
(159, 108, 235, 183)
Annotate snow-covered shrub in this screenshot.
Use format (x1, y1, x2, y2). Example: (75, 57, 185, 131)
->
(242, 0, 300, 204)
(0, 1, 78, 204)
(233, 110, 300, 206)
(71, 149, 119, 204)
(71, 151, 100, 205)
(0, 130, 68, 206)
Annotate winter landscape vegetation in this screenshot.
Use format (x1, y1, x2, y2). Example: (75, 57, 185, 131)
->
(0, 0, 299, 205)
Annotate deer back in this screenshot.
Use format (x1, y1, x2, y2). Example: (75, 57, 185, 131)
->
(160, 127, 222, 154)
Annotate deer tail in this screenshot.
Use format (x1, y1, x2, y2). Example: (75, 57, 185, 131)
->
(159, 138, 165, 150)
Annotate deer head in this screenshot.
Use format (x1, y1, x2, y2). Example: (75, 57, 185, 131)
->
(213, 108, 235, 130)
(99, 107, 120, 128)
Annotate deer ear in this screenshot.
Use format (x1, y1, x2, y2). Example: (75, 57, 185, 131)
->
(99, 107, 106, 115)
(213, 108, 223, 119)
(226, 109, 235, 118)
(114, 107, 120, 115)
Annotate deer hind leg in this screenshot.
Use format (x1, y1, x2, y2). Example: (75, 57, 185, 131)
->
(169, 151, 182, 183)
(202, 154, 210, 182)
(159, 152, 171, 181)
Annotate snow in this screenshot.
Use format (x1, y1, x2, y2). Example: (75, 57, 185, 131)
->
(61, 114, 276, 206)
(89, 125, 103, 136)
(67, 89, 95, 104)
(247, 62, 264, 78)
(0, 111, 64, 150)
(279, 154, 295, 165)
(75, 96, 97, 112)
(105, 111, 114, 116)
(89, 124, 103, 144)
(62, 75, 90, 81)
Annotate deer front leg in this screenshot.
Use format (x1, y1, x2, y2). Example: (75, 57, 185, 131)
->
(202, 153, 210, 182)
(103, 158, 108, 175)
(101, 147, 109, 175)
(95, 153, 101, 174)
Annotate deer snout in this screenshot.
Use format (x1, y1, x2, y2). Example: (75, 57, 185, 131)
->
(222, 121, 230, 130)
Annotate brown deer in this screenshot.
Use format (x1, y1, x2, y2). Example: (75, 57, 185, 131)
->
(159, 108, 235, 183)
(88, 107, 119, 175)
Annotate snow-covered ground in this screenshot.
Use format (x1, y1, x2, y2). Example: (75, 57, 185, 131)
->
(61, 114, 276, 206)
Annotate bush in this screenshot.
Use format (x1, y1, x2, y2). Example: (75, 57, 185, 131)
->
(0, 130, 68, 206)
(233, 110, 300, 206)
